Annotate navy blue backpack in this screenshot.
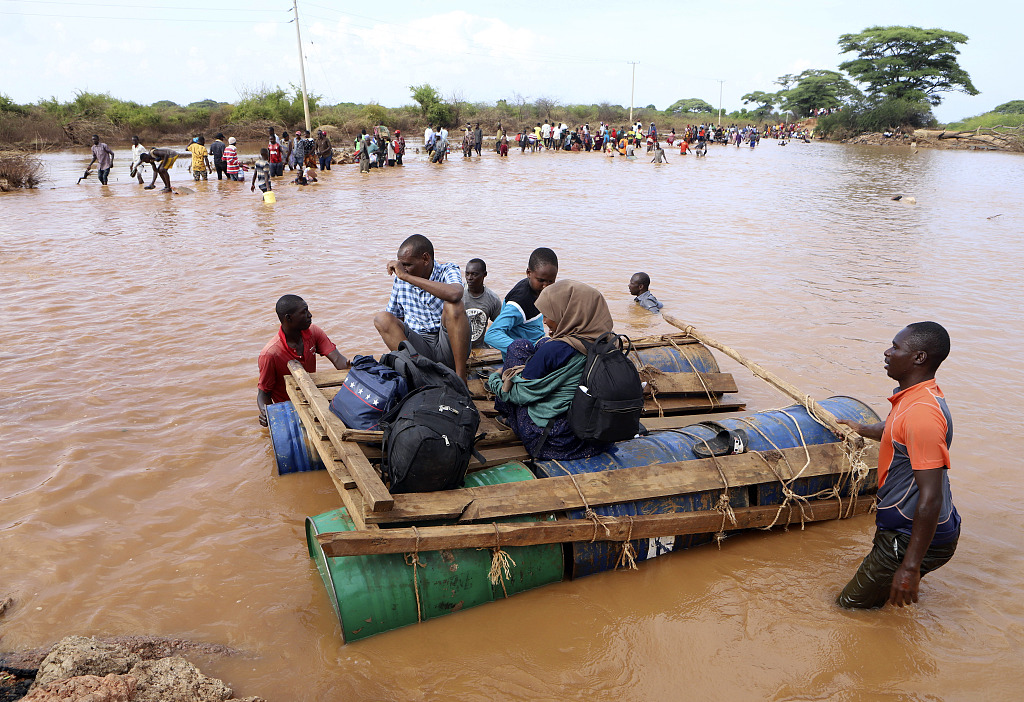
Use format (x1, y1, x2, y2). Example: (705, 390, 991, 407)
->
(329, 355, 409, 430)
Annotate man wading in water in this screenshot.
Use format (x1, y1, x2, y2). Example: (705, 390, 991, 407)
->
(837, 322, 960, 609)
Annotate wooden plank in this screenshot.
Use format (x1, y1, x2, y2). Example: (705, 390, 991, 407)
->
(286, 360, 394, 512)
(471, 396, 745, 418)
(285, 377, 356, 490)
(640, 371, 737, 395)
(360, 442, 532, 469)
(364, 442, 878, 524)
(319, 496, 875, 556)
(468, 372, 738, 399)
(465, 333, 701, 367)
(308, 369, 349, 387)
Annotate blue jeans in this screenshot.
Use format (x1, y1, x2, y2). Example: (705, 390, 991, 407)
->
(319, 155, 331, 171)
(98, 168, 110, 185)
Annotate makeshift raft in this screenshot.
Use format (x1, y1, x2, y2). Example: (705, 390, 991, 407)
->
(268, 326, 880, 642)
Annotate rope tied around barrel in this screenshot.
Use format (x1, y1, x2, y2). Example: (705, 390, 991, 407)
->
(615, 516, 639, 570)
(552, 460, 612, 542)
(665, 335, 717, 408)
(403, 526, 425, 623)
(487, 522, 516, 596)
(666, 429, 737, 547)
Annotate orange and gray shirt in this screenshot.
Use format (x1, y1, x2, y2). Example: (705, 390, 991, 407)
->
(876, 379, 960, 544)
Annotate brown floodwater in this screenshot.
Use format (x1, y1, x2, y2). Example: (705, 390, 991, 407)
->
(2, 140, 1023, 701)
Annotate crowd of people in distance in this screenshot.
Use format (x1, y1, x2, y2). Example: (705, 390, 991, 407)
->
(85, 116, 816, 193)
(89, 126, 334, 194)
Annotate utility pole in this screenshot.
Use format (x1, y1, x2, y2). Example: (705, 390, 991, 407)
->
(717, 79, 725, 127)
(628, 61, 639, 124)
(292, 0, 311, 132)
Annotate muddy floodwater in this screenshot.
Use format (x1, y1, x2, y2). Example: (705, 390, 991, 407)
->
(2, 140, 1023, 701)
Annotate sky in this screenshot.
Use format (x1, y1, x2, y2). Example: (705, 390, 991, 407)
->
(1, 0, 1019, 123)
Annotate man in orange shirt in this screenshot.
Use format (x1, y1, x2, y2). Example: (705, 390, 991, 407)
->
(837, 322, 960, 608)
(257, 295, 350, 426)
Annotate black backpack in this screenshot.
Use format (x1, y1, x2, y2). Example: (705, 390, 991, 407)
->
(378, 343, 481, 493)
(568, 332, 644, 443)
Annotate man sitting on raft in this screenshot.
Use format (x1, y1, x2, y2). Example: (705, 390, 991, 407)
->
(374, 234, 471, 382)
(487, 280, 612, 460)
(484, 247, 558, 360)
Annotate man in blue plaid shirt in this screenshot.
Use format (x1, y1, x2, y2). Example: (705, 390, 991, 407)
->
(374, 234, 471, 381)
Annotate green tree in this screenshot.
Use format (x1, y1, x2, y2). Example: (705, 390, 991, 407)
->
(740, 91, 780, 118)
(666, 98, 715, 114)
(0, 93, 28, 115)
(993, 100, 1024, 114)
(838, 26, 979, 106)
(777, 70, 861, 117)
(409, 84, 441, 116)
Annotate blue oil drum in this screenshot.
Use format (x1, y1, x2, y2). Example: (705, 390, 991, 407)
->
(266, 401, 325, 475)
(306, 462, 565, 642)
(472, 341, 720, 380)
(533, 396, 881, 578)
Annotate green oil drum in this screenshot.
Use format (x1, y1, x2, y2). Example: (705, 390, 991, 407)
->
(305, 462, 565, 642)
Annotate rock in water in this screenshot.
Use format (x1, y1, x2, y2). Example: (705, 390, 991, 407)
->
(176, 186, 194, 195)
(21, 673, 136, 702)
(130, 657, 232, 702)
(33, 637, 139, 688)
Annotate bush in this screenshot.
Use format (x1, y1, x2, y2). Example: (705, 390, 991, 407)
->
(816, 98, 934, 138)
(0, 152, 44, 189)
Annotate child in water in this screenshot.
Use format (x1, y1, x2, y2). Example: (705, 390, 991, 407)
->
(628, 272, 663, 312)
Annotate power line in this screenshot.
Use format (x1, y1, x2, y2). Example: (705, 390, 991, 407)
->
(0, 0, 276, 11)
(0, 9, 286, 23)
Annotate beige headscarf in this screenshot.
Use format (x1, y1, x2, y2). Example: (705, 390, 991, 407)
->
(535, 280, 614, 354)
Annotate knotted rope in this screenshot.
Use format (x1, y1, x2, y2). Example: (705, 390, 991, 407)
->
(668, 429, 737, 547)
(666, 335, 717, 408)
(403, 526, 424, 623)
(487, 523, 516, 595)
(551, 460, 613, 541)
(615, 516, 639, 570)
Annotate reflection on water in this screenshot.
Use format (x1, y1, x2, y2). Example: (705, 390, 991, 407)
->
(2, 142, 1023, 701)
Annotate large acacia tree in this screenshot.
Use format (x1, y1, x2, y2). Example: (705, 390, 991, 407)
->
(838, 26, 979, 106)
(777, 70, 861, 116)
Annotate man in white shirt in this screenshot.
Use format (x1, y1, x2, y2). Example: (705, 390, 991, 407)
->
(542, 121, 551, 148)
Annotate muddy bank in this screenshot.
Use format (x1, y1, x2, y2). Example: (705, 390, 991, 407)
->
(1, 629, 262, 702)
(840, 128, 1024, 152)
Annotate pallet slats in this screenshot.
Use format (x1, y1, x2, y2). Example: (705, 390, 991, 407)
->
(286, 361, 394, 513)
(318, 496, 876, 557)
(364, 442, 878, 525)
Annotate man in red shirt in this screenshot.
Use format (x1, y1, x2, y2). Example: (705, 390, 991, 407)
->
(837, 322, 960, 608)
(257, 295, 350, 426)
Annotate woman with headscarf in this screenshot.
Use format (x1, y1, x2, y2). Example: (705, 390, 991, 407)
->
(487, 280, 613, 460)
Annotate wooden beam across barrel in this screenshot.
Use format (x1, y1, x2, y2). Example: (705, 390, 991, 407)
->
(317, 496, 876, 557)
(363, 442, 878, 525)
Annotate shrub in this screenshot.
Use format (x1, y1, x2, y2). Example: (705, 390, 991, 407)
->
(816, 98, 934, 138)
(0, 152, 44, 189)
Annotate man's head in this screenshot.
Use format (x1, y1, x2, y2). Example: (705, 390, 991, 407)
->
(270, 135, 277, 144)
(260, 147, 270, 160)
(268, 127, 276, 136)
(91, 135, 99, 145)
(131, 135, 140, 146)
(885, 322, 950, 383)
(197, 135, 205, 145)
(628, 272, 651, 296)
(215, 133, 225, 141)
(465, 258, 487, 295)
(276, 294, 312, 330)
(526, 247, 558, 294)
(396, 235, 435, 279)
